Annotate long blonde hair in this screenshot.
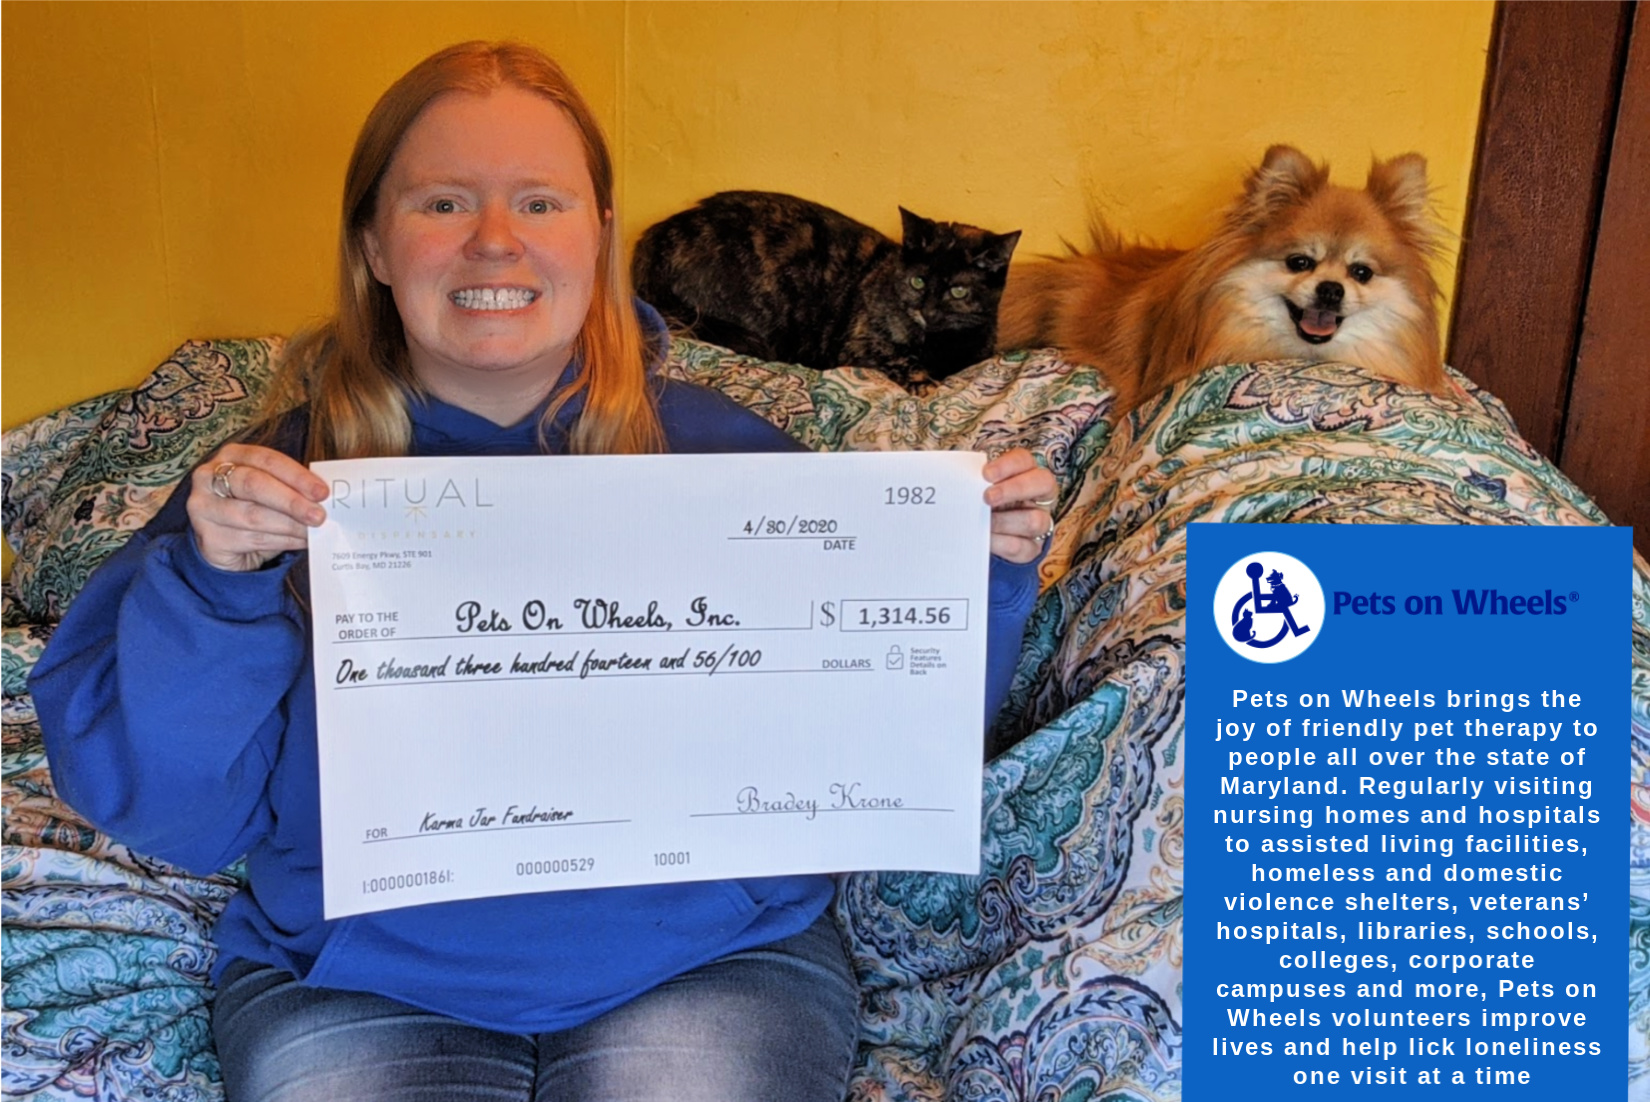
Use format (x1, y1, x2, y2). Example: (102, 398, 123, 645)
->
(268, 41, 663, 459)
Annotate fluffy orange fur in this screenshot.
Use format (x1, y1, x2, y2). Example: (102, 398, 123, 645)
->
(996, 145, 1447, 412)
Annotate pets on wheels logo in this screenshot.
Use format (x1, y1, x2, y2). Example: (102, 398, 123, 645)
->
(1213, 552, 1325, 663)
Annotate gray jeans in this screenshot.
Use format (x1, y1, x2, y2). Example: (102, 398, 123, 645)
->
(211, 911, 859, 1102)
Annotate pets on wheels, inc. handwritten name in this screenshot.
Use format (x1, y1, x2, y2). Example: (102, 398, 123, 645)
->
(452, 595, 750, 634)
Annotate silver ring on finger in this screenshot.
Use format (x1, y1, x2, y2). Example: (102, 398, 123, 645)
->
(1031, 496, 1058, 509)
(211, 461, 238, 500)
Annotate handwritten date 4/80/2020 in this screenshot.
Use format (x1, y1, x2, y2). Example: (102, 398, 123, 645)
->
(729, 488, 937, 544)
(731, 486, 936, 544)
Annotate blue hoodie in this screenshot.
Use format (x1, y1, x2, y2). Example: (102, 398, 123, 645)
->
(31, 323, 1039, 1034)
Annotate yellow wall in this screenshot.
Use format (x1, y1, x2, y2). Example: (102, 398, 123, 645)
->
(2, 0, 1494, 431)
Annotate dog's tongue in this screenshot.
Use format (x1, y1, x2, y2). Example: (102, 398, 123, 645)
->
(1299, 308, 1339, 337)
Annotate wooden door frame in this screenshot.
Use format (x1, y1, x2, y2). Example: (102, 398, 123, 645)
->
(1448, 0, 1646, 553)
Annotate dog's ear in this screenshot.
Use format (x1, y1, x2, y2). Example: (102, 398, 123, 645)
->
(1230, 145, 1329, 232)
(1366, 153, 1435, 240)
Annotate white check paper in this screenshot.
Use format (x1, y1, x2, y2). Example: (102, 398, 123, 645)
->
(308, 453, 991, 917)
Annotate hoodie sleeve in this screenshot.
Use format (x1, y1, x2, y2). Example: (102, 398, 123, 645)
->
(29, 484, 306, 875)
(984, 553, 1040, 726)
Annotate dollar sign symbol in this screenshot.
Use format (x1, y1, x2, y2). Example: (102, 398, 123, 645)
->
(820, 601, 836, 627)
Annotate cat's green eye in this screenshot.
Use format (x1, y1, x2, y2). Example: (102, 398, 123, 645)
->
(949, 286, 969, 299)
(909, 276, 925, 290)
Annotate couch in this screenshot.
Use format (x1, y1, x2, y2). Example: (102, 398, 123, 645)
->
(4, 337, 1648, 1100)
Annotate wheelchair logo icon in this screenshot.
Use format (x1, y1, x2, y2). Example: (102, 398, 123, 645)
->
(1213, 552, 1324, 663)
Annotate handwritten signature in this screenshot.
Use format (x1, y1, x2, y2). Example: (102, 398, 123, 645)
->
(734, 782, 906, 820)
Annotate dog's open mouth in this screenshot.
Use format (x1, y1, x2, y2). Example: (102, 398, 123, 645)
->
(1285, 299, 1341, 344)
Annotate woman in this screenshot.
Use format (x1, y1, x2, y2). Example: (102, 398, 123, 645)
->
(30, 41, 1056, 1102)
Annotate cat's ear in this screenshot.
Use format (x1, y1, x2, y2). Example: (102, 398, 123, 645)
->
(972, 229, 1022, 272)
(899, 207, 937, 249)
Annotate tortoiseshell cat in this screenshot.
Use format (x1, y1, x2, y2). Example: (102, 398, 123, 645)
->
(632, 191, 1021, 389)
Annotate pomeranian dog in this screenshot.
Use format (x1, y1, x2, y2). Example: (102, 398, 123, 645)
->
(996, 145, 1446, 412)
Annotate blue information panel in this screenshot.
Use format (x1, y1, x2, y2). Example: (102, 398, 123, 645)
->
(1185, 524, 1630, 1096)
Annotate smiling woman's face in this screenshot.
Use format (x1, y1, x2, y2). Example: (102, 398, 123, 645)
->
(362, 85, 605, 419)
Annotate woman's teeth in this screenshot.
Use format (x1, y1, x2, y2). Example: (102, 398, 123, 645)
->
(451, 288, 536, 311)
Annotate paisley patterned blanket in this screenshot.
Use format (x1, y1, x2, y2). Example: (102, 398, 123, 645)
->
(4, 338, 1648, 1100)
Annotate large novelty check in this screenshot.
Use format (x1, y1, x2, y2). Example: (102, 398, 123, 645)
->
(308, 452, 992, 918)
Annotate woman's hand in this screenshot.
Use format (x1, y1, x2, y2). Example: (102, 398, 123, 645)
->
(186, 443, 330, 572)
(982, 448, 1059, 564)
